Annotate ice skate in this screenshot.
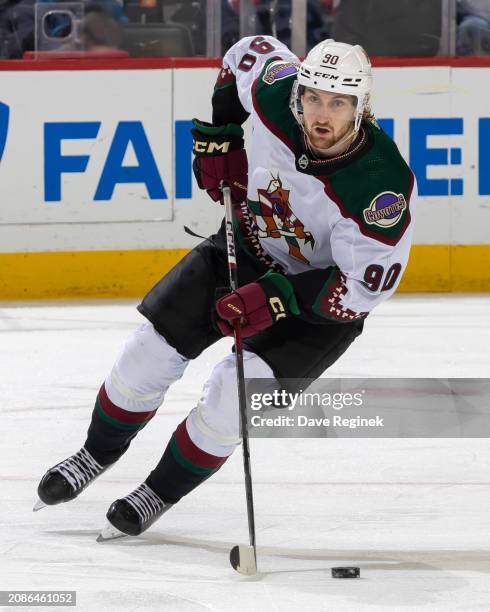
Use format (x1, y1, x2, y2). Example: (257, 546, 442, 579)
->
(34, 447, 110, 510)
(97, 483, 173, 540)
(96, 522, 128, 542)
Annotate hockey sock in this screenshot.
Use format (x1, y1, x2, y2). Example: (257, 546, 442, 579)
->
(84, 383, 157, 466)
(145, 419, 230, 504)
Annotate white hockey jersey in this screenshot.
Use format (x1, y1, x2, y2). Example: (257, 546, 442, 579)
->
(217, 36, 416, 323)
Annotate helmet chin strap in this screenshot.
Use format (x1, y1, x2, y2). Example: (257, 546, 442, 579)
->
(305, 123, 357, 159)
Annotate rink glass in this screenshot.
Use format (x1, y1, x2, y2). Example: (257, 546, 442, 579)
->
(0, 1, 477, 61)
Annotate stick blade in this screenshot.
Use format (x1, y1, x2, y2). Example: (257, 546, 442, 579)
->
(229, 544, 257, 575)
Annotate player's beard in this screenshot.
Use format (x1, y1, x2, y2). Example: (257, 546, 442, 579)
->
(304, 121, 356, 158)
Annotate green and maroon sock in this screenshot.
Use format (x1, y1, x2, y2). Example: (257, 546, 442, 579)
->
(146, 418, 230, 503)
(85, 383, 157, 466)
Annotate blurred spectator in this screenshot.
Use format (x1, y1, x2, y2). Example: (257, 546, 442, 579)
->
(122, 1, 202, 54)
(166, 0, 202, 53)
(222, 0, 331, 53)
(457, 0, 490, 55)
(0, 0, 126, 58)
(123, 1, 200, 29)
(77, 7, 123, 51)
(0, 0, 34, 57)
(0, 0, 17, 56)
(123, 0, 162, 23)
(332, 0, 442, 56)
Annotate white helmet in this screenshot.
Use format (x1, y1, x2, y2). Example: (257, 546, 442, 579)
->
(290, 39, 373, 132)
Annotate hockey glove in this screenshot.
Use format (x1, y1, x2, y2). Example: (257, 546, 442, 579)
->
(191, 119, 248, 204)
(215, 272, 300, 338)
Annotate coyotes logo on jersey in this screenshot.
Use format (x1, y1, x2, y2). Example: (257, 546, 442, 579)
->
(248, 175, 315, 265)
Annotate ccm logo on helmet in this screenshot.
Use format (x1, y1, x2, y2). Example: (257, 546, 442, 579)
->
(193, 140, 230, 154)
(313, 72, 339, 80)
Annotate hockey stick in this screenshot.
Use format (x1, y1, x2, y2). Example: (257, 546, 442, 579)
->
(221, 183, 258, 576)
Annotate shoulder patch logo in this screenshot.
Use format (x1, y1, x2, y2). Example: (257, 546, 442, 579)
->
(363, 191, 407, 228)
(262, 61, 299, 85)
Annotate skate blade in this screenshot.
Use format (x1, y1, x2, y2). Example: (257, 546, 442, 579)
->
(229, 544, 257, 575)
(96, 522, 128, 542)
(33, 499, 47, 512)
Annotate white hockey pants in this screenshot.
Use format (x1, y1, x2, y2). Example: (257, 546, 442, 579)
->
(104, 321, 274, 457)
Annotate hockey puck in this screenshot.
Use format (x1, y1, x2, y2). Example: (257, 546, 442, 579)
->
(331, 566, 360, 578)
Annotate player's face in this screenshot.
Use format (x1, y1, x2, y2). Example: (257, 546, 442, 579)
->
(301, 88, 356, 150)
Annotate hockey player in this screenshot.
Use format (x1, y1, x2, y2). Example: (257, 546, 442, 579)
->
(35, 36, 416, 539)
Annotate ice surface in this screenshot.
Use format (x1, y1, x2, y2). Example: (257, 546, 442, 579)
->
(1, 295, 490, 611)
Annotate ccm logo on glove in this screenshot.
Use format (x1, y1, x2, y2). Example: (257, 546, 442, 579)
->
(215, 272, 299, 338)
(191, 119, 248, 205)
(269, 297, 286, 320)
(226, 302, 242, 315)
(193, 140, 230, 154)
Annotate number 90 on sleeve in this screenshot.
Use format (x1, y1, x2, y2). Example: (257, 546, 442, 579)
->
(363, 263, 402, 292)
